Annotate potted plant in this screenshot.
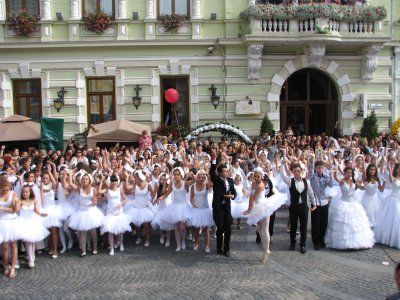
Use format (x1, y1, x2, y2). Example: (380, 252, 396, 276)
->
(157, 14, 187, 33)
(6, 9, 40, 37)
(82, 11, 112, 34)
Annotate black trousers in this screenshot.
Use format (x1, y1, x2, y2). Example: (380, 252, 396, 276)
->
(213, 207, 233, 252)
(311, 205, 329, 246)
(289, 204, 308, 247)
(256, 211, 275, 240)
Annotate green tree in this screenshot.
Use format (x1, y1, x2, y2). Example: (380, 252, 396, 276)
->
(360, 110, 379, 141)
(260, 114, 274, 134)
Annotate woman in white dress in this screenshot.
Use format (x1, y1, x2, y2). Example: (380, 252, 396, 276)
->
(325, 167, 375, 249)
(17, 185, 49, 268)
(231, 174, 248, 230)
(375, 163, 400, 248)
(126, 170, 155, 247)
(361, 164, 385, 228)
(0, 178, 22, 278)
(243, 168, 286, 263)
(40, 165, 62, 259)
(68, 173, 104, 256)
(151, 172, 174, 247)
(189, 170, 214, 253)
(161, 167, 194, 252)
(99, 175, 131, 255)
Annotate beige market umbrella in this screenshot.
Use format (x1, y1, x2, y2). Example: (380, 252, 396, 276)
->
(87, 119, 151, 148)
(0, 114, 41, 142)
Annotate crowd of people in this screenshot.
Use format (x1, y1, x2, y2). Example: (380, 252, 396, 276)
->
(0, 129, 399, 282)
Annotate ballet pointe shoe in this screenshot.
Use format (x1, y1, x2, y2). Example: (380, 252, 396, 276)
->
(261, 250, 270, 264)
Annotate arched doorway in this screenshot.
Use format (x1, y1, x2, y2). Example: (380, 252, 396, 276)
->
(280, 69, 338, 136)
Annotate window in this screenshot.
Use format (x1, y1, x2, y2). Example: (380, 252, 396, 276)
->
(13, 79, 42, 122)
(161, 76, 190, 126)
(83, 0, 115, 18)
(6, 0, 40, 16)
(87, 78, 115, 126)
(157, 0, 190, 17)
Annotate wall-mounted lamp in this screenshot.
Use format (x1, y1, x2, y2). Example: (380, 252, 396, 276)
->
(56, 12, 63, 21)
(210, 13, 217, 20)
(132, 12, 139, 20)
(53, 87, 67, 112)
(209, 84, 220, 109)
(132, 84, 142, 109)
(246, 96, 253, 105)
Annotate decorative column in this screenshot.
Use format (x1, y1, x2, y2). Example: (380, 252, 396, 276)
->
(145, 0, 156, 39)
(394, 47, 400, 122)
(116, 0, 128, 40)
(69, 0, 81, 41)
(41, 0, 52, 21)
(41, 0, 52, 41)
(191, 0, 202, 39)
(0, 73, 12, 116)
(248, 44, 263, 84)
(0, 0, 5, 41)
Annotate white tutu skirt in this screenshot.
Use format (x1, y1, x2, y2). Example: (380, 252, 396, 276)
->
(68, 206, 105, 231)
(100, 212, 132, 235)
(190, 207, 215, 228)
(56, 201, 75, 222)
(151, 208, 175, 231)
(123, 196, 135, 213)
(231, 201, 248, 219)
(353, 189, 364, 203)
(19, 215, 50, 243)
(325, 199, 375, 249)
(162, 202, 192, 224)
(325, 186, 339, 199)
(361, 193, 380, 228)
(41, 205, 62, 228)
(246, 193, 286, 225)
(128, 207, 154, 227)
(0, 217, 24, 243)
(374, 193, 400, 248)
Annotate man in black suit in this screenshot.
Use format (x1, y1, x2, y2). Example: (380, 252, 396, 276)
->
(210, 153, 237, 257)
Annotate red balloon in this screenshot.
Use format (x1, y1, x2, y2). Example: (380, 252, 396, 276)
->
(165, 88, 179, 104)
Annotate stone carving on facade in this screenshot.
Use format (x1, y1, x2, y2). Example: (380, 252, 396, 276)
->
(41, 0, 51, 21)
(303, 44, 325, 67)
(118, 0, 127, 19)
(192, 0, 201, 19)
(248, 44, 263, 84)
(71, 0, 80, 20)
(0, 0, 5, 21)
(146, 0, 155, 19)
(361, 45, 383, 81)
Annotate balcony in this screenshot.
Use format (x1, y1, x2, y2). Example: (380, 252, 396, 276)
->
(242, 4, 390, 45)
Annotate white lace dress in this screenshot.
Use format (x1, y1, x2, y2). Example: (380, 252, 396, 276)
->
(325, 182, 375, 249)
(231, 183, 248, 219)
(361, 181, 380, 228)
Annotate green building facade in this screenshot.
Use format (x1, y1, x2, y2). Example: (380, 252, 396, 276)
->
(0, 0, 399, 140)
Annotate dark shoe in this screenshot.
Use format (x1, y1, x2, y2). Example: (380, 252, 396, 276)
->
(256, 236, 261, 244)
(320, 242, 326, 248)
(217, 249, 224, 255)
(289, 244, 295, 251)
(223, 251, 230, 257)
(300, 247, 307, 254)
(313, 244, 320, 251)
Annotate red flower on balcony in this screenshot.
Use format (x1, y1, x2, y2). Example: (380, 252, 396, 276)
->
(82, 11, 112, 34)
(6, 9, 40, 37)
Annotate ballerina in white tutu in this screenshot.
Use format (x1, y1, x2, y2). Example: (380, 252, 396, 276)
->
(189, 170, 214, 253)
(243, 168, 286, 263)
(231, 174, 248, 230)
(151, 172, 174, 247)
(99, 175, 131, 256)
(68, 173, 104, 256)
(361, 163, 385, 228)
(161, 167, 194, 252)
(375, 163, 400, 249)
(325, 167, 375, 249)
(0, 178, 22, 279)
(40, 164, 62, 259)
(17, 185, 49, 268)
(126, 170, 155, 247)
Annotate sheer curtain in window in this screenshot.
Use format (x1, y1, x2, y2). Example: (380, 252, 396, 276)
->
(175, 0, 187, 15)
(159, 0, 172, 15)
(26, 0, 39, 15)
(100, 0, 113, 15)
(8, 0, 22, 14)
(85, 0, 97, 14)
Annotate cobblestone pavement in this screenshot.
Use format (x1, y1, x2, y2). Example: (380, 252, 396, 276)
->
(0, 209, 397, 299)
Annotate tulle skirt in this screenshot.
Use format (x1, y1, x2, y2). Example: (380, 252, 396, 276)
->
(100, 212, 132, 235)
(190, 207, 215, 228)
(41, 205, 62, 228)
(128, 206, 154, 227)
(0, 216, 24, 243)
(162, 202, 192, 224)
(361, 193, 380, 228)
(325, 199, 375, 249)
(123, 195, 135, 213)
(231, 201, 248, 219)
(56, 201, 75, 222)
(19, 215, 50, 243)
(151, 208, 175, 231)
(246, 193, 286, 225)
(68, 206, 105, 231)
(374, 193, 400, 249)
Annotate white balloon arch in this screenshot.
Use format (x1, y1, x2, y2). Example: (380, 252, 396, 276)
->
(184, 123, 253, 144)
